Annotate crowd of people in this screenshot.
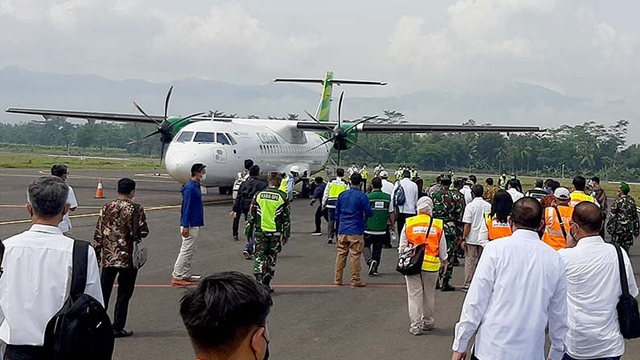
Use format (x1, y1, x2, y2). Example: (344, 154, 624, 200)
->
(1, 161, 639, 360)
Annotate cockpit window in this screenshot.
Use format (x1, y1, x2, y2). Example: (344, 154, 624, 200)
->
(216, 133, 231, 145)
(194, 132, 216, 143)
(175, 131, 194, 142)
(225, 133, 237, 145)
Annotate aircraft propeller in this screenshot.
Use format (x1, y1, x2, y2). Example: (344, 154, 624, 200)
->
(306, 91, 378, 166)
(131, 86, 204, 162)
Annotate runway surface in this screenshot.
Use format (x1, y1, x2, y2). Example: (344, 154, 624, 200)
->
(1, 169, 639, 360)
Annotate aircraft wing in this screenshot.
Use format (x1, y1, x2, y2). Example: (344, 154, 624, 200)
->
(296, 122, 541, 133)
(5, 107, 171, 124)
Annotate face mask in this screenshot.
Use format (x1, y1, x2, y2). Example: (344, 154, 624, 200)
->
(200, 173, 207, 181)
(253, 334, 269, 360)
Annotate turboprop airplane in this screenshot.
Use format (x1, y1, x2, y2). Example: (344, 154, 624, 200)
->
(6, 71, 541, 194)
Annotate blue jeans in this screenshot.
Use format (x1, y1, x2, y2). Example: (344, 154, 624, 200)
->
(563, 354, 620, 360)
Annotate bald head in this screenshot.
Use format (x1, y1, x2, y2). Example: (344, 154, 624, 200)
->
(572, 202, 602, 234)
(511, 197, 543, 230)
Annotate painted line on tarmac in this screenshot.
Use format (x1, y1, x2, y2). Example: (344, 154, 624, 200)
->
(0, 199, 231, 226)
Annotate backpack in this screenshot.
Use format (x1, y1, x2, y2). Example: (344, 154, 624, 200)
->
(394, 183, 406, 206)
(44, 241, 115, 360)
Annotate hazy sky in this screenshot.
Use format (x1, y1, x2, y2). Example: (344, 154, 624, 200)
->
(2, 1, 640, 135)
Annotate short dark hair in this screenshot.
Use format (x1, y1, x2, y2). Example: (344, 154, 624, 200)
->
(191, 163, 206, 177)
(507, 179, 519, 190)
(591, 176, 600, 184)
(485, 177, 494, 186)
(469, 175, 477, 184)
(244, 159, 254, 170)
(491, 190, 513, 223)
(535, 179, 543, 188)
(572, 202, 602, 233)
(403, 170, 411, 178)
(351, 173, 362, 186)
(180, 272, 272, 357)
(28, 177, 69, 218)
(440, 177, 452, 187)
(50, 164, 68, 178)
(336, 168, 345, 177)
(249, 165, 260, 177)
(371, 177, 382, 189)
(511, 197, 543, 229)
(544, 179, 554, 188)
(573, 176, 586, 191)
(472, 184, 484, 198)
(117, 178, 136, 195)
(550, 180, 560, 191)
(315, 176, 324, 184)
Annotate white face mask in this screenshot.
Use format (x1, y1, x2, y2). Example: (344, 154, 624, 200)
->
(201, 173, 207, 181)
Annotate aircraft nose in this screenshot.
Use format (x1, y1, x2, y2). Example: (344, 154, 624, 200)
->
(165, 149, 209, 184)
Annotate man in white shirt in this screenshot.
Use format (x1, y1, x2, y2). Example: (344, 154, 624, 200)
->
(379, 171, 395, 196)
(506, 178, 524, 203)
(460, 185, 491, 292)
(452, 198, 568, 360)
(0, 177, 103, 360)
(51, 164, 78, 235)
(393, 170, 419, 237)
(460, 180, 473, 205)
(558, 202, 638, 360)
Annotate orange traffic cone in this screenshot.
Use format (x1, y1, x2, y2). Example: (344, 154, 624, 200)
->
(94, 180, 105, 199)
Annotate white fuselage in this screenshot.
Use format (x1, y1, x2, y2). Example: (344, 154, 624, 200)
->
(164, 118, 331, 187)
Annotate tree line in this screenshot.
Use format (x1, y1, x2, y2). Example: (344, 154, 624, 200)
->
(1, 113, 638, 181)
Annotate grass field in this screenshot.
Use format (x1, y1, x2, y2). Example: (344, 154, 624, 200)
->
(0, 153, 161, 170)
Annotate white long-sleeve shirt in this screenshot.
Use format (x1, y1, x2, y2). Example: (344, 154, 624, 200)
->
(452, 229, 568, 360)
(393, 178, 419, 215)
(558, 236, 638, 359)
(0, 225, 103, 346)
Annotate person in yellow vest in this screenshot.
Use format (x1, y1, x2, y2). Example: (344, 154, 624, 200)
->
(398, 196, 448, 336)
(542, 187, 573, 250)
(360, 164, 369, 192)
(570, 175, 598, 208)
(322, 168, 348, 244)
(278, 166, 299, 201)
(480, 190, 513, 241)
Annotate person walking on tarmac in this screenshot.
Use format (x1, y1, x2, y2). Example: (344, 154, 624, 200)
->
(480, 190, 513, 241)
(570, 176, 598, 207)
(322, 168, 348, 244)
(231, 160, 254, 240)
(360, 164, 369, 192)
(498, 170, 508, 190)
(310, 177, 328, 236)
(245, 172, 291, 292)
(364, 177, 395, 276)
(431, 176, 464, 291)
(231, 165, 268, 260)
(279, 166, 298, 201)
(607, 182, 640, 253)
(542, 187, 573, 250)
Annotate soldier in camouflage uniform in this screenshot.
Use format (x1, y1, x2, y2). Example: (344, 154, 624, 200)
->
(245, 172, 291, 292)
(430, 176, 465, 291)
(607, 182, 640, 253)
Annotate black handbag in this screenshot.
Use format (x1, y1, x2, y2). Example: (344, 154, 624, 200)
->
(614, 244, 640, 339)
(396, 217, 433, 276)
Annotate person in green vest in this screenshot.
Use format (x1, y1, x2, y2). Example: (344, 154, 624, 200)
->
(246, 172, 291, 292)
(360, 164, 369, 192)
(498, 170, 508, 190)
(364, 177, 395, 276)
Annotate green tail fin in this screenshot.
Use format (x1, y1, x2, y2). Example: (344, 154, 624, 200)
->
(315, 71, 334, 122)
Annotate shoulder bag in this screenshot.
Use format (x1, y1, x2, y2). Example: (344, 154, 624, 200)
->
(614, 244, 640, 339)
(396, 216, 434, 276)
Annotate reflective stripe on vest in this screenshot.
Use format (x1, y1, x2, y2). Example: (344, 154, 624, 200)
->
(326, 181, 348, 206)
(542, 206, 573, 250)
(256, 190, 286, 232)
(570, 192, 596, 207)
(484, 213, 512, 240)
(405, 214, 444, 272)
(278, 178, 289, 193)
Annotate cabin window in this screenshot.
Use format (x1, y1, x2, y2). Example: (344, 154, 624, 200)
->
(225, 133, 237, 145)
(194, 132, 216, 143)
(175, 131, 194, 142)
(216, 133, 231, 145)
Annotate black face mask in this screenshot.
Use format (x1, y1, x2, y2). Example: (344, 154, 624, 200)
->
(253, 333, 269, 360)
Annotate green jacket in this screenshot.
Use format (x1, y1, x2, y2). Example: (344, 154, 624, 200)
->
(365, 190, 393, 233)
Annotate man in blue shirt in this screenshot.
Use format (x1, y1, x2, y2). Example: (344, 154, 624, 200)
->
(334, 173, 373, 287)
(172, 163, 206, 287)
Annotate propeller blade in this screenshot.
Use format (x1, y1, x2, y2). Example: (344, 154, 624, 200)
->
(168, 112, 206, 129)
(337, 91, 344, 126)
(304, 110, 334, 132)
(345, 115, 378, 133)
(142, 130, 161, 140)
(337, 150, 341, 167)
(160, 142, 166, 164)
(164, 86, 174, 123)
(346, 138, 376, 159)
(133, 101, 162, 125)
(307, 137, 335, 152)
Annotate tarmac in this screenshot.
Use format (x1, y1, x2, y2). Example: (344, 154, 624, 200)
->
(0, 168, 639, 360)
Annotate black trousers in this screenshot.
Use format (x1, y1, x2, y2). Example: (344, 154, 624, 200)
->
(396, 212, 415, 236)
(101, 267, 138, 331)
(232, 214, 241, 237)
(364, 233, 385, 265)
(314, 205, 328, 232)
(4, 345, 46, 360)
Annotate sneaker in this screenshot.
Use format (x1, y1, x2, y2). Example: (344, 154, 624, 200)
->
(327, 239, 334, 244)
(368, 260, 378, 276)
(409, 327, 422, 336)
(113, 329, 134, 338)
(171, 278, 193, 287)
(441, 282, 456, 292)
(372, 271, 379, 276)
(242, 250, 252, 260)
(233, 235, 239, 241)
(420, 322, 434, 332)
(436, 280, 441, 290)
(350, 282, 367, 288)
(311, 231, 322, 236)
(186, 275, 201, 282)
(333, 280, 343, 286)
(461, 285, 470, 293)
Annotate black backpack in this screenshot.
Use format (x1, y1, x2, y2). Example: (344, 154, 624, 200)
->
(44, 241, 115, 360)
